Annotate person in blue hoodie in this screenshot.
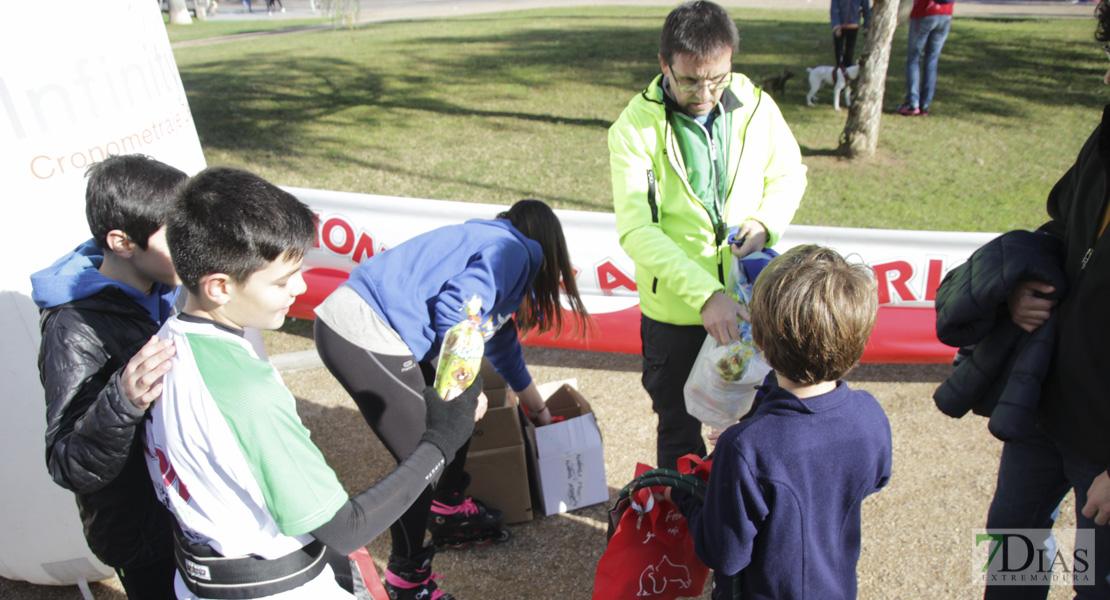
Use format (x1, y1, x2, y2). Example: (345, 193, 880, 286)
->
(666, 245, 892, 600)
(32, 154, 186, 600)
(313, 198, 591, 600)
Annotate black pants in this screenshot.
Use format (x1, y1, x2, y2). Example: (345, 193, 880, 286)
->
(640, 315, 708, 470)
(314, 320, 470, 559)
(834, 28, 859, 68)
(115, 555, 176, 600)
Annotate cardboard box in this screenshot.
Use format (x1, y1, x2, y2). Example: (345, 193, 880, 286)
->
(531, 384, 608, 516)
(465, 361, 534, 524)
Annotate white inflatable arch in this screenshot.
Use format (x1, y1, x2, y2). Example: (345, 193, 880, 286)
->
(0, 0, 206, 585)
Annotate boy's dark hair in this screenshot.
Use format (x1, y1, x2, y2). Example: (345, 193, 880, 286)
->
(496, 199, 591, 338)
(1096, 0, 1110, 42)
(85, 154, 188, 250)
(749, 245, 877, 385)
(660, 0, 739, 65)
(167, 167, 317, 295)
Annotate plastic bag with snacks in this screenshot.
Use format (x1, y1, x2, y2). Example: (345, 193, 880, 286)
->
(683, 252, 774, 432)
(434, 295, 485, 400)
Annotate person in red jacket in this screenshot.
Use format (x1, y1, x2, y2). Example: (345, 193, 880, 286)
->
(896, 0, 954, 116)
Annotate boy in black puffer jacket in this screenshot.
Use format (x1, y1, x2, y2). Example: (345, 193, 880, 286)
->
(31, 154, 185, 600)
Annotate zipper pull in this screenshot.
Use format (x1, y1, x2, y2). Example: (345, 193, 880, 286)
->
(1080, 247, 1093, 271)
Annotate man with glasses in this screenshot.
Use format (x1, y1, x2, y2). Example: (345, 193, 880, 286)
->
(609, 0, 807, 470)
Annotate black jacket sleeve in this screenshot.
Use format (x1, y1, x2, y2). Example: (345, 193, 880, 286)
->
(310, 442, 446, 556)
(40, 310, 149, 494)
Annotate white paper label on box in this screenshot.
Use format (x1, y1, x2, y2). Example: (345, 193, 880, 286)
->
(534, 413, 607, 515)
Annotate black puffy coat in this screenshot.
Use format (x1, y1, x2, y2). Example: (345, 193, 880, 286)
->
(932, 229, 1066, 442)
(38, 287, 173, 569)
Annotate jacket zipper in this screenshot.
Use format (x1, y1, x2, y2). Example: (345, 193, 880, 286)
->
(647, 168, 659, 295)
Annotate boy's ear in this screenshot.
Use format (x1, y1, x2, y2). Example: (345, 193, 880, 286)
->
(197, 273, 234, 307)
(104, 229, 136, 258)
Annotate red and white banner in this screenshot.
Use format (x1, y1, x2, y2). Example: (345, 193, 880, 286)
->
(288, 187, 999, 364)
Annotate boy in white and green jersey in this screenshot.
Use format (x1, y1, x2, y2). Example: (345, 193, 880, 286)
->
(144, 167, 479, 600)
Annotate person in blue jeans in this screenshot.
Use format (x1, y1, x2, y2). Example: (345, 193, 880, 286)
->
(897, 0, 953, 116)
(981, 2, 1110, 597)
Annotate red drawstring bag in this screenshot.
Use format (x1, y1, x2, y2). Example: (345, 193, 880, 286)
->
(591, 455, 713, 600)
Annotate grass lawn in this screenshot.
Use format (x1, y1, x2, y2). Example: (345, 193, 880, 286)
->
(169, 7, 1110, 233)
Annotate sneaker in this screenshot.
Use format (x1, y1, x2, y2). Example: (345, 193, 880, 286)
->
(920, 106, 929, 116)
(896, 104, 920, 116)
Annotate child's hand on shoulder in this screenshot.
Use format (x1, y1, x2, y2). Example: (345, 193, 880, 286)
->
(122, 335, 176, 411)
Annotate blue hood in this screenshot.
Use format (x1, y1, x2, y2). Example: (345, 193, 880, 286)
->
(31, 239, 179, 324)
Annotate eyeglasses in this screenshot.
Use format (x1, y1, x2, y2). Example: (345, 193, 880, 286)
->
(1103, 44, 1110, 62)
(667, 66, 732, 93)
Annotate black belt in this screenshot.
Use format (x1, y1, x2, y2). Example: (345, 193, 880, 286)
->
(172, 521, 328, 599)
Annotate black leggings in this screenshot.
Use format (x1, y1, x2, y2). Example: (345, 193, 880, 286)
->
(834, 27, 859, 68)
(314, 319, 470, 559)
(114, 556, 176, 600)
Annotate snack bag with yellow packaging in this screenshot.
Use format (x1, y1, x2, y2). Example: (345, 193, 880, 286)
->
(434, 295, 485, 400)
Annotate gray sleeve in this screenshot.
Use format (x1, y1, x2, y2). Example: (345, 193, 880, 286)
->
(310, 442, 446, 555)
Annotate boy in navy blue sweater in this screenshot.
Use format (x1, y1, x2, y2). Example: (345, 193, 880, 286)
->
(669, 244, 892, 600)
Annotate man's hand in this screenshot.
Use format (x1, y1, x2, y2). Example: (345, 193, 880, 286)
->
(833, 24, 843, 37)
(1082, 470, 1110, 526)
(701, 291, 748, 345)
(731, 221, 768, 259)
(121, 335, 176, 411)
(1006, 280, 1057, 333)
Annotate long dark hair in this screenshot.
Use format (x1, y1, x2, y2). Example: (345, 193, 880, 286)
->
(497, 199, 592, 339)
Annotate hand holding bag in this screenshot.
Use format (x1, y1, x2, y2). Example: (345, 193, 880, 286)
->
(684, 252, 774, 431)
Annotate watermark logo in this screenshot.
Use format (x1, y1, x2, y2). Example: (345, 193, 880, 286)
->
(974, 529, 1094, 586)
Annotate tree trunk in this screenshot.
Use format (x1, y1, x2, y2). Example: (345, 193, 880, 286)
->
(195, 0, 208, 21)
(167, 0, 193, 25)
(838, 0, 900, 160)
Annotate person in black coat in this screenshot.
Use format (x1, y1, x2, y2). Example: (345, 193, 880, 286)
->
(31, 155, 184, 600)
(977, 3, 1110, 597)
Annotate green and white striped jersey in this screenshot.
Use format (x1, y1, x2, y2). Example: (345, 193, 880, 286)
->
(144, 315, 351, 599)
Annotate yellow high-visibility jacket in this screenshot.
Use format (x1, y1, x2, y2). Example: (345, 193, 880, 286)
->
(609, 72, 807, 325)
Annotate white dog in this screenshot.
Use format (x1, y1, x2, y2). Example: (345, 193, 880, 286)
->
(805, 65, 860, 111)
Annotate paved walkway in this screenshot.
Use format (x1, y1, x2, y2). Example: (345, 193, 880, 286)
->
(173, 0, 1098, 47)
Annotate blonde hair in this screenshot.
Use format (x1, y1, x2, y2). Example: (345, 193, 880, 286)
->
(749, 245, 877, 385)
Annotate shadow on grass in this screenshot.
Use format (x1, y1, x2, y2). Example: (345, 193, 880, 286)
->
(178, 10, 1109, 204)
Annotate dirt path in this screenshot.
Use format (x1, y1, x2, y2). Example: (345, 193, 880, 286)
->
(2, 337, 1078, 600)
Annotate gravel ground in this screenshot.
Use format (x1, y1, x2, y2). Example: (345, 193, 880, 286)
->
(2, 327, 1080, 600)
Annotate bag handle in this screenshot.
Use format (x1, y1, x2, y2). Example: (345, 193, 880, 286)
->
(618, 468, 707, 503)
